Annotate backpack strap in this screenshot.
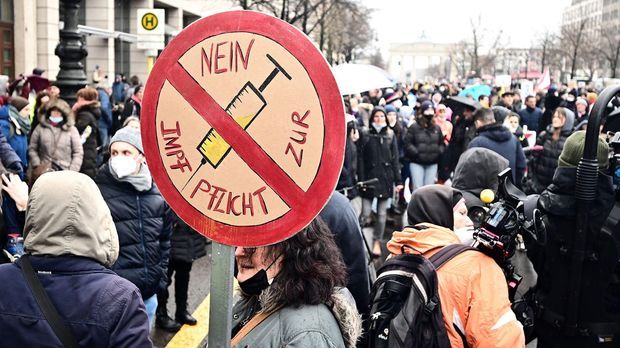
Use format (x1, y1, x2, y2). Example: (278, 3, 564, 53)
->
(20, 254, 79, 348)
(231, 305, 283, 347)
(428, 244, 477, 270)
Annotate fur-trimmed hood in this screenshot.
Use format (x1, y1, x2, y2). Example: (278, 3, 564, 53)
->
(330, 288, 363, 348)
(40, 98, 75, 129)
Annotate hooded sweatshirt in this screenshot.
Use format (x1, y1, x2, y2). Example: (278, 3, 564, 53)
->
(0, 171, 152, 347)
(452, 148, 509, 209)
(24, 171, 118, 265)
(468, 123, 526, 185)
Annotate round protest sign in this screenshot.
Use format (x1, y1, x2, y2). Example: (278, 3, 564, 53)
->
(141, 10, 345, 247)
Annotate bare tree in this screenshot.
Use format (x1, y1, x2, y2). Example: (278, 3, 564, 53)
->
(239, 0, 332, 34)
(465, 15, 504, 77)
(531, 31, 563, 78)
(318, 0, 373, 64)
(239, 0, 374, 64)
(581, 35, 603, 83)
(560, 16, 589, 79)
(537, 31, 556, 72)
(469, 16, 482, 76)
(479, 29, 504, 75)
(368, 48, 385, 69)
(599, 26, 620, 78)
(449, 40, 470, 79)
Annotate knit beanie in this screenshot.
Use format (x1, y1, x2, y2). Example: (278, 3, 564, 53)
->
(558, 130, 609, 169)
(385, 104, 397, 114)
(9, 97, 29, 111)
(110, 127, 144, 154)
(384, 92, 400, 104)
(370, 106, 386, 118)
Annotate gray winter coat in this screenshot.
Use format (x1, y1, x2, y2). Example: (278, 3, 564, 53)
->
(28, 99, 83, 171)
(232, 288, 361, 348)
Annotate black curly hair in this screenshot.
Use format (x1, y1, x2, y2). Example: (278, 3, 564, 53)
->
(260, 218, 347, 309)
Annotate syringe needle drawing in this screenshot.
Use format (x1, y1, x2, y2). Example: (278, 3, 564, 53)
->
(182, 54, 292, 191)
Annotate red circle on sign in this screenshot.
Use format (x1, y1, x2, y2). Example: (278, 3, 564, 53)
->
(141, 11, 345, 247)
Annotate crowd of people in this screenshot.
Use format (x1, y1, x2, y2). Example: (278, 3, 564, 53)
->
(0, 69, 208, 343)
(339, 83, 601, 257)
(0, 66, 617, 348)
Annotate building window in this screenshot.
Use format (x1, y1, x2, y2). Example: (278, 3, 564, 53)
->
(0, 0, 12, 22)
(0, 0, 12, 78)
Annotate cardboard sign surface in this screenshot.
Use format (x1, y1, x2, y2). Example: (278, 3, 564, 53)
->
(142, 11, 344, 247)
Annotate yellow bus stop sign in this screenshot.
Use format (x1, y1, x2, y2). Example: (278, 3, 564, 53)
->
(141, 12, 159, 31)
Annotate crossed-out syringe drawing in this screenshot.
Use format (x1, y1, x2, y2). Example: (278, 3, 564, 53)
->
(182, 54, 292, 191)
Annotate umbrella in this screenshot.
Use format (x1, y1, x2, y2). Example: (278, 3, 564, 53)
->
(458, 84, 491, 100)
(331, 63, 395, 96)
(444, 96, 481, 111)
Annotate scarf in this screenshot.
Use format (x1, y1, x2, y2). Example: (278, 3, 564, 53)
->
(71, 99, 98, 113)
(371, 122, 386, 134)
(8, 105, 31, 135)
(110, 161, 153, 192)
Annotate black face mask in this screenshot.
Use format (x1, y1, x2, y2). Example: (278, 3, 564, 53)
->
(238, 268, 270, 295)
(235, 254, 281, 296)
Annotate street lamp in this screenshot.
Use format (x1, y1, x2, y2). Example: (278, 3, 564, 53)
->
(55, 0, 88, 105)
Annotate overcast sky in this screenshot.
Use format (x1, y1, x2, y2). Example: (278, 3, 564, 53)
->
(365, 0, 572, 52)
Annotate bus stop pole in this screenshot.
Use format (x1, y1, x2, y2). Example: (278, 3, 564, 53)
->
(207, 242, 235, 347)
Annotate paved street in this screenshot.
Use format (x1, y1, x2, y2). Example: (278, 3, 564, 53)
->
(152, 244, 212, 348)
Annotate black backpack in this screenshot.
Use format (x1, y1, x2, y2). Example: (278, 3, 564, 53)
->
(367, 243, 476, 348)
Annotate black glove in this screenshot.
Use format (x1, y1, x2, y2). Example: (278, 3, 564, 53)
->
(7, 162, 25, 180)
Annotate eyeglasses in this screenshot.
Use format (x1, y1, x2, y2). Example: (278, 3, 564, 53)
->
(437, 109, 446, 113)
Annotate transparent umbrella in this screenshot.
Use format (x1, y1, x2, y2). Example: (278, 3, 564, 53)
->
(331, 63, 395, 96)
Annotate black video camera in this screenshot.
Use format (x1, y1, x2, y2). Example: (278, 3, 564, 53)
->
(471, 168, 545, 262)
(468, 168, 545, 301)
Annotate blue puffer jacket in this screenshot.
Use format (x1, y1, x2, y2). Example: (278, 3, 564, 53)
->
(96, 163, 173, 299)
(0, 105, 28, 168)
(98, 88, 113, 132)
(0, 106, 22, 172)
(0, 256, 152, 347)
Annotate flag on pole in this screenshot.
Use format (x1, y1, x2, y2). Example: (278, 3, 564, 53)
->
(535, 67, 550, 92)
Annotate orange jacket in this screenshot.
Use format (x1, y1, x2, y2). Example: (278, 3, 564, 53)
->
(387, 224, 525, 348)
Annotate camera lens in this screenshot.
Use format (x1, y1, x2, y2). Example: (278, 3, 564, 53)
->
(468, 206, 487, 228)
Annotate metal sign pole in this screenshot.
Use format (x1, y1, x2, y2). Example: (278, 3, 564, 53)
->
(207, 242, 235, 347)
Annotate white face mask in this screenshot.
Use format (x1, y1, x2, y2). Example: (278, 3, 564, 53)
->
(49, 116, 63, 123)
(454, 227, 476, 246)
(110, 155, 138, 178)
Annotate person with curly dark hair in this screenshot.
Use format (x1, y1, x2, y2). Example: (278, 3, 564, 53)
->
(231, 218, 362, 347)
